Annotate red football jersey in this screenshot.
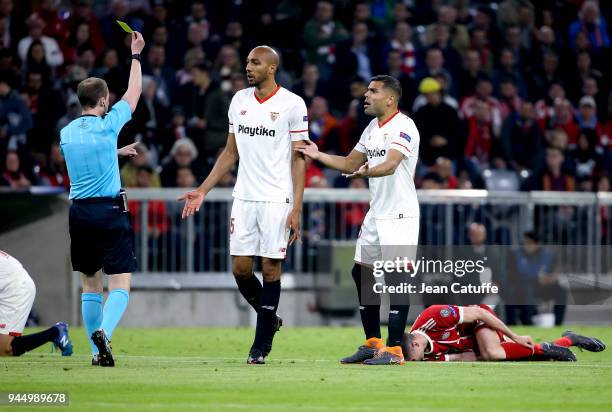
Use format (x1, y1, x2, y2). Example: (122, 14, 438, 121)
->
(409, 304, 474, 357)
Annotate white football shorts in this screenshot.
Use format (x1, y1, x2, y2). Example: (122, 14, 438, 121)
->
(354, 210, 420, 266)
(229, 198, 292, 259)
(0, 268, 36, 336)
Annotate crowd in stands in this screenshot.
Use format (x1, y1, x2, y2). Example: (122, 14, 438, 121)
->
(1, 0, 611, 195)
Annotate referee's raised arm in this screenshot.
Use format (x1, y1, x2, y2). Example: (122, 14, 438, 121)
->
(122, 32, 145, 113)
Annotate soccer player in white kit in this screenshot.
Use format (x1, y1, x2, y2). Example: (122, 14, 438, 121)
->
(179, 46, 307, 364)
(296, 75, 420, 365)
(0, 250, 73, 357)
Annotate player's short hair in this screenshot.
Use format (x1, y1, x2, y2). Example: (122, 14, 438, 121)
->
(401, 333, 423, 361)
(370, 74, 402, 99)
(77, 77, 109, 109)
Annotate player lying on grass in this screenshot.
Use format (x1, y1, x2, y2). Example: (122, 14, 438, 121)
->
(0, 250, 73, 357)
(401, 304, 606, 362)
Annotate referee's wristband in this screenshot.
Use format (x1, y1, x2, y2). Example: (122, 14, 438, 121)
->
(131, 53, 141, 62)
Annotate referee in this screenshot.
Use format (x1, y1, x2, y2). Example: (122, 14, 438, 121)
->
(59, 31, 145, 367)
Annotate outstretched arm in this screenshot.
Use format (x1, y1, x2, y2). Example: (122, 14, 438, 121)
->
(178, 133, 239, 218)
(295, 141, 366, 174)
(346, 149, 404, 179)
(122, 32, 145, 113)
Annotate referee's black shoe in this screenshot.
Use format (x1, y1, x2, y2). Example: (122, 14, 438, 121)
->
(263, 315, 283, 357)
(91, 329, 115, 367)
(247, 348, 266, 365)
(562, 331, 606, 352)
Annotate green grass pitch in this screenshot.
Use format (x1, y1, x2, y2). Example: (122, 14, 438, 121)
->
(2, 326, 612, 411)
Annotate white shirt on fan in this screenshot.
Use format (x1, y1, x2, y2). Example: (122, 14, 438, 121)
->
(228, 86, 309, 203)
(354, 110, 420, 219)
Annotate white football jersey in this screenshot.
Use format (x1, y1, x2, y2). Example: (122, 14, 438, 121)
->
(354, 111, 420, 219)
(0, 250, 25, 282)
(228, 86, 309, 203)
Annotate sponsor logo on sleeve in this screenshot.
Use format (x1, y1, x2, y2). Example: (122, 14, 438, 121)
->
(440, 308, 450, 318)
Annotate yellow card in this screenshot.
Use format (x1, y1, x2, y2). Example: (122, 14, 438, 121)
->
(116, 20, 134, 33)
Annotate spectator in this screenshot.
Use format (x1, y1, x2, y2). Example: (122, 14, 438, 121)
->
(21, 69, 64, 154)
(506, 231, 567, 326)
(424, 4, 470, 56)
(121, 75, 169, 158)
(23, 39, 52, 80)
(498, 78, 523, 121)
(415, 48, 455, 97)
(308, 96, 339, 153)
(334, 22, 384, 86)
(456, 49, 488, 100)
(547, 98, 579, 144)
(526, 147, 575, 191)
(293, 63, 329, 108)
(459, 77, 502, 137)
(385, 21, 419, 77)
(160, 138, 206, 187)
(469, 28, 494, 72)
(492, 48, 528, 98)
(120, 143, 161, 188)
(36, 0, 69, 50)
(0, 151, 31, 188)
(568, 0, 610, 52)
(535, 82, 567, 128)
(0, 71, 33, 154)
(175, 63, 230, 159)
(64, 22, 98, 64)
(530, 51, 563, 100)
(464, 99, 501, 171)
(576, 96, 602, 137)
(569, 128, 604, 179)
(36, 141, 69, 189)
(67, 0, 106, 55)
(143, 44, 175, 108)
(17, 14, 63, 69)
(303, 1, 349, 71)
(413, 77, 464, 166)
(433, 157, 458, 189)
(176, 165, 196, 188)
(0, 0, 27, 51)
(428, 23, 462, 79)
(500, 100, 543, 173)
(385, 49, 417, 112)
(567, 50, 603, 104)
(213, 45, 243, 93)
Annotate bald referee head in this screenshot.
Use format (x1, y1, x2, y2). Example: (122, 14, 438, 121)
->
(245, 45, 279, 87)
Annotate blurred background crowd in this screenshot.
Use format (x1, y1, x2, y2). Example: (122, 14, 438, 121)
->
(0, 0, 611, 195)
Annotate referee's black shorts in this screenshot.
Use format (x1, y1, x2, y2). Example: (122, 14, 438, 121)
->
(69, 197, 137, 275)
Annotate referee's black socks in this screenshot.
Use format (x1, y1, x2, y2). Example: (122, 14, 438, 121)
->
(11, 327, 59, 356)
(252, 279, 281, 350)
(235, 273, 262, 312)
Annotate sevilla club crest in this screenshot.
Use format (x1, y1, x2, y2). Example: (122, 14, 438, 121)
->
(270, 112, 279, 121)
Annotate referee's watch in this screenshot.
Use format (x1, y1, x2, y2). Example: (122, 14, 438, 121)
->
(131, 53, 141, 62)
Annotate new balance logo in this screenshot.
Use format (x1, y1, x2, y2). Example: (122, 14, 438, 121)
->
(367, 148, 386, 158)
(261, 305, 276, 311)
(238, 124, 276, 137)
(389, 310, 399, 314)
(60, 336, 69, 346)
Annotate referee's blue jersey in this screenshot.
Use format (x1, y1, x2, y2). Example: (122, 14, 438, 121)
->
(60, 100, 132, 200)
